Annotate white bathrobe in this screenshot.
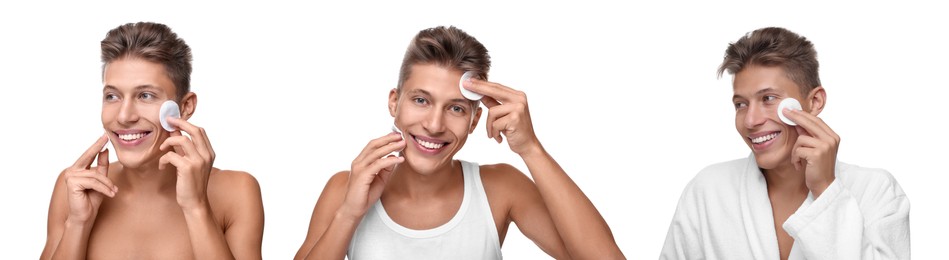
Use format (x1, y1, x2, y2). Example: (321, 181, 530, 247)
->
(660, 154, 910, 260)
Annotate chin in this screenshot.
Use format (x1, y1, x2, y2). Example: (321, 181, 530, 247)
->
(402, 149, 457, 175)
(751, 148, 791, 170)
(113, 149, 160, 169)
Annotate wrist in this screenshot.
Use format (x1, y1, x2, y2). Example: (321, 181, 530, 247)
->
(518, 141, 547, 160)
(64, 216, 94, 229)
(335, 205, 364, 223)
(808, 176, 835, 198)
(180, 200, 212, 217)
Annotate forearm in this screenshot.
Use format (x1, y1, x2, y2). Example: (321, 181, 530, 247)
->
(182, 204, 235, 260)
(520, 145, 624, 259)
(304, 211, 361, 260)
(51, 219, 94, 260)
(784, 181, 910, 259)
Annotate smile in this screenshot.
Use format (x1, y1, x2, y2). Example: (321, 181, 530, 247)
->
(751, 132, 779, 144)
(117, 132, 151, 141)
(411, 134, 449, 153)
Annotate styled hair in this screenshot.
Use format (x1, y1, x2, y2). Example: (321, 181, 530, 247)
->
(101, 22, 193, 99)
(397, 26, 490, 92)
(718, 27, 821, 96)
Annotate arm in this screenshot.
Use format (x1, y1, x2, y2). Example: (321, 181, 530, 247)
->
(464, 79, 625, 259)
(783, 105, 911, 259)
(782, 175, 910, 260)
(160, 118, 234, 259)
(218, 172, 265, 259)
(295, 133, 406, 260)
(295, 172, 357, 260)
(41, 135, 117, 260)
(483, 164, 569, 259)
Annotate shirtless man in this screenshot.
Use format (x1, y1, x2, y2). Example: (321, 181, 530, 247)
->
(295, 26, 624, 259)
(41, 22, 264, 259)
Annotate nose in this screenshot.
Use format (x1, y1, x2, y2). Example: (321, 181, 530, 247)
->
(423, 109, 446, 134)
(743, 102, 768, 129)
(116, 99, 140, 125)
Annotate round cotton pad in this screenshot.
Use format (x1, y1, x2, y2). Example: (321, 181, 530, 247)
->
(159, 100, 181, 132)
(459, 71, 483, 101)
(391, 123, 404, 151)
(777, 98, 802, 126)
(391, 124, 403, 136)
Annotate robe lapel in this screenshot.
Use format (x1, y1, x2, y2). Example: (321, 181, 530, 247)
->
(739, 154, 780, 259)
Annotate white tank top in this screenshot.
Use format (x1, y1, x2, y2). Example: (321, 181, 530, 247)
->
(347, 160, 502, 260)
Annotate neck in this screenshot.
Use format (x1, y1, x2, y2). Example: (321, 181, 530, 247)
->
(387, 160, 463, 199)
(761, 161, 808, 195)
(115, 157, 178, 193)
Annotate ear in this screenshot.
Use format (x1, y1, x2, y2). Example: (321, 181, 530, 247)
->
(805, 86, 826, 116)
(180, 92, 197, 120)
(388, 88, 399, 118)
(468, 106, 483, 134)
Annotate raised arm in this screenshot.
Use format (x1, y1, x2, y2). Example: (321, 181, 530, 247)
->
(295, 133, 405, 260)
(464, 79, 625, 259)
(41, 135, 117, 260)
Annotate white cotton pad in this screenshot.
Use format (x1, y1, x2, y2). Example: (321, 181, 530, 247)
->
(391, 124, 403, 136)
(459, 71, 482, 101)
(777, 98, 802, 126)
(159, 100, 181, 132)
(102, 137, 113, 152)
(391, 123, 404, 151)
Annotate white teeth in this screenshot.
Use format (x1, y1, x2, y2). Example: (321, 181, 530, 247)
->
(118, 132, 148, 141)
(415, 137, 445, 149)
(751, 133, 779, 144)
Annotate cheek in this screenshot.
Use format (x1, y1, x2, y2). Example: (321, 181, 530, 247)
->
(101, 104, 118, 125)
(449, 116, 471, 135)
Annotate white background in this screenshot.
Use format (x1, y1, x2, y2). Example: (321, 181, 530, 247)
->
(1, 1, 946, 259)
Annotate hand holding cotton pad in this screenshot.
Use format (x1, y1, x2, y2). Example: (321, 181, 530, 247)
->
(459, 71, 482, 101)
(159, 100, 181, 132)
(777, 98, 802, 126)
(391, 123, 404, 151)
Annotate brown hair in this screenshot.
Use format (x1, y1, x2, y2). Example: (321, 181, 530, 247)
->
(718, 27, 821, 96)
(397, 26, 490, 92)
(101, 22, 193, 99)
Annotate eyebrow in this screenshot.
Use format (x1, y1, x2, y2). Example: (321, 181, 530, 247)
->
(408, 89, 470, 104)
(733, 87, 780, 100)
(103, 84, 165, 93)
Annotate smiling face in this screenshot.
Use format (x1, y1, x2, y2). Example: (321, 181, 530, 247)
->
(102, 58, 188, 169)
(388, 63, 481, 175)
(732, 65, 811, 170)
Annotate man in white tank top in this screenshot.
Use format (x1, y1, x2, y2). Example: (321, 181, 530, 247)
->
(295, 26, 625, 259)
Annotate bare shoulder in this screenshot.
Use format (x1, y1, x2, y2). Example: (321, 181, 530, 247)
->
(207, 168, 262, 213)
(478, 163, 539, 203)
(479, 163, 534, 187)
(326, 171, 351, 189)
(209, 168, 261, 192)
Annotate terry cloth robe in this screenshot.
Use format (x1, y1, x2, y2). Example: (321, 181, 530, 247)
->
(660, 154, 910, 260)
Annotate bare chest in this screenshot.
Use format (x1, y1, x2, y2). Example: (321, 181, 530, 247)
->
(86, 198, 196, 259)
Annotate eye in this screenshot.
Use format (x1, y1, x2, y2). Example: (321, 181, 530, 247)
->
(104, 93, 119, 102)
(449, 105, 466, 114)
(139, 92, 157, 100)
(413, 97, 428, 105)
(734, 101, 747, 110)
(764, 95, 778, 102)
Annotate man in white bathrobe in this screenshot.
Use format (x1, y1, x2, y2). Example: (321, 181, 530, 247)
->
(660, 27, 910, 260)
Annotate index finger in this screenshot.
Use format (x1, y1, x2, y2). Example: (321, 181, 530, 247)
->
(72, 134, 109, 169)
(463, 79, 518, 103)
(782, 109, 831, 138)
(166, 117, 212, 157)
